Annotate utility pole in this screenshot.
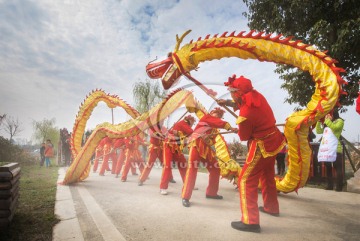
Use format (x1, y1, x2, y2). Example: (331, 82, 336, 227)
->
(111, 109, 114, 125)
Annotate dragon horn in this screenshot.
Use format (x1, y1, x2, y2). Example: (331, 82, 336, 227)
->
(174, 29, 192, 52)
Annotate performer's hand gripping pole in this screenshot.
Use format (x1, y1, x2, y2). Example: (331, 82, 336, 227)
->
(183, 72, 238, 118)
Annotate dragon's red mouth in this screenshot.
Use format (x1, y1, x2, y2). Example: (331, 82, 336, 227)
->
(146, 55, 182, 89)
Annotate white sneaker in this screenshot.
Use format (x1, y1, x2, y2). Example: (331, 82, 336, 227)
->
(160, 189, 168, 195)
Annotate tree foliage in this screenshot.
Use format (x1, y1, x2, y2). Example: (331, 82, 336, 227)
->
(32, 118, 59, 146)
(243, 0, 360, 109)
(0, 136, 36, 163)
(228, 138, 247, 160)
(133, 79, 166, 114)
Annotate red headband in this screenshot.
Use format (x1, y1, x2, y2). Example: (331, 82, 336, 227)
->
(224, 75, 253, 94)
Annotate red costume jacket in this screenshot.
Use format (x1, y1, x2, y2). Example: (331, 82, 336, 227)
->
(189, 114, 231, 159)
(236, 90, 285, 157)
(124, 136, 144, 160)
(149, 125, 167, 150)
(165, 120, 193, 153)
(95, 137, 108, 152)
(113, 138, 125, 149)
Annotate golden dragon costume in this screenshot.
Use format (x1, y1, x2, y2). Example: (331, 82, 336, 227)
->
(62, 89, 240, 185)
(145, 30, 347, 193)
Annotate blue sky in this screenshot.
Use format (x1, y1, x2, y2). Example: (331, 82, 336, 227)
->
(1, 0, 359, 144)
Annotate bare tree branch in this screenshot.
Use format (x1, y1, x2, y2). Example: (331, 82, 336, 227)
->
(4, 116, 23, 141)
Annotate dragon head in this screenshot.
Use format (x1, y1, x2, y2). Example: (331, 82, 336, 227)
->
(146, 30, 192, 90)
(146, 53, 182, 89)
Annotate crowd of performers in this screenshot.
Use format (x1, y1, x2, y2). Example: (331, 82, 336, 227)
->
(91, 75, 286, 233)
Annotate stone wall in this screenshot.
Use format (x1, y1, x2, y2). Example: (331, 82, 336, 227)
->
(0, 163, 20, 229)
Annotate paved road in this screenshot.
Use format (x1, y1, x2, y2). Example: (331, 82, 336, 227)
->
(53, 166, 360, 241)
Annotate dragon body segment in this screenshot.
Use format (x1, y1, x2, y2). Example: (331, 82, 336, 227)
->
(70, 89, 140, 157)
(146, 30, 346, 193)
(62, 89, 241, 185)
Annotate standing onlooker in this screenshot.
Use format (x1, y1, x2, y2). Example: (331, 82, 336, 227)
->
(40, 142, 46, 166)
(308, 129, 316, 143)
(62, 132, 72, 166)
(218, 75, 285, 233)
(316, 109, 344, 191)
(44, 139, 54, 168)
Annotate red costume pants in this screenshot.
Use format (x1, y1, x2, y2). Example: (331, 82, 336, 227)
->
(238, 142, 279, 225)
(160, 146, 187, 190)
(92, 150, 102, 172)
(121, 151, 145, 181)
(110, 152, 118, 174)
(115, 149, 137, 176)
(115, 149, 126, 175)
(182, 146, 220, 200)
(99, 153, 111, 175)
(139, 147, 163, 183)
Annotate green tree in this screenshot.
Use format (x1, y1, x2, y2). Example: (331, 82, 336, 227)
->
(32, 118, 59, 147)
(133, 79, 166, 114)
(243, 0, 360, 109)
(133, 80, 166, 159)
(228, 138, 247, 160)
(0, 136, 37, 163)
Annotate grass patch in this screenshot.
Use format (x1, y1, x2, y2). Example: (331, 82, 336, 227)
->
(0, 162, 60, 241)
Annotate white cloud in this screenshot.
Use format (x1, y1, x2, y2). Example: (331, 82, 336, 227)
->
(0, 0, 359, 144)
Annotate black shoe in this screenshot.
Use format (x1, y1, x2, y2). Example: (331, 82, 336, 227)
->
(206, 194, 223, 200)
(325, 185, 334, 190)
(259, 206, 280, 217)
(182, 199, 190, 207)
(138, 181, 143, 186)
(132, 173, 138, 176)
(169, 179, 176, 183)
(231, 221, 261, 233)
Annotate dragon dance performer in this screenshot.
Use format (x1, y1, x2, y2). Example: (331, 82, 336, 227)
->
(159, 115, 195, 195)
(99, 137, 114, 176)
(112, 138, 127, 177)
(138, 121, 174, 186)
(113, 138, 138, 178)
(109, 139, 120, 174)
(218, 75, 285, 233)
(93, 137, 110, 173)
(181, 108, 238, 207)
(120, 134, 146, 182)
